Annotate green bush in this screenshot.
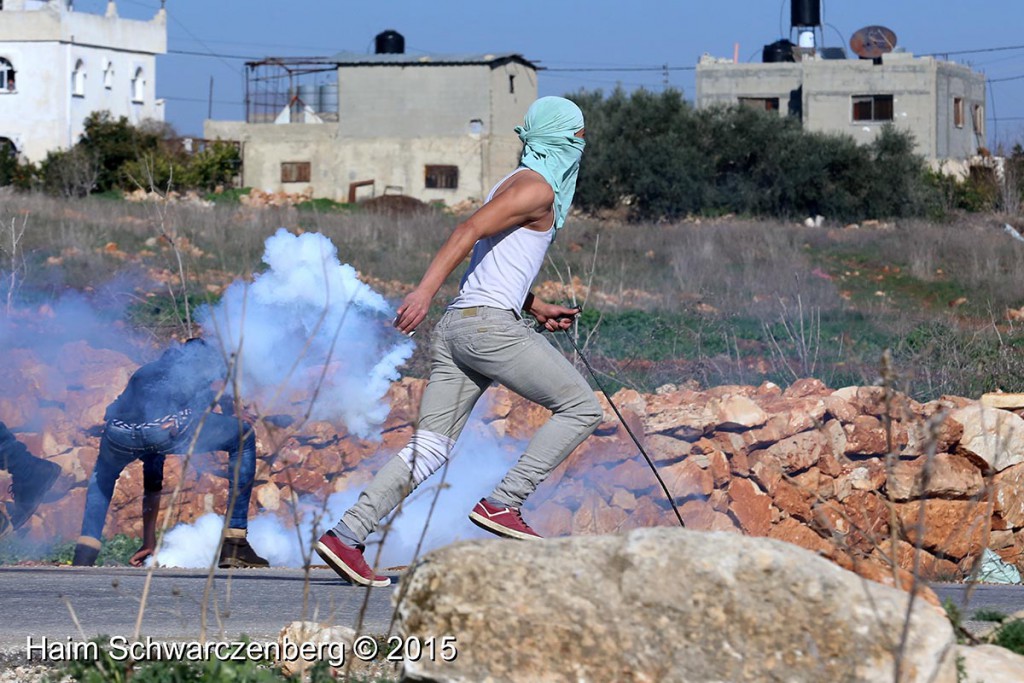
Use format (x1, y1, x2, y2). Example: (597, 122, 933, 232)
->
(567, 88, 939, 222)
(28, 111, 240, 197)
(39, 146, 101, 198)
(183, 141, 241, 192)
(295, 197, 351, 213)
(0, 534, 140, 566)
(993, 619, 1024, 656)
(78, 112, 163, 193)
(973, 609, 1008, 623)
(0, 139, 36, 189)
(207, 186, 253, 204)
(120, 140, 239, 194)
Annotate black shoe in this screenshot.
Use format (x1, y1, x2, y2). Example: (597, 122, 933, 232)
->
(218, 537, 269, 569)
(10, 457, 61, 529)
(72, 542, 100, 567)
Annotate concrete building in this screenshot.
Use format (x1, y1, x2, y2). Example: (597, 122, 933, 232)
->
(205, 39, 538, 205)
(0, 0, 167, 162)
(696, 51, 987, 162)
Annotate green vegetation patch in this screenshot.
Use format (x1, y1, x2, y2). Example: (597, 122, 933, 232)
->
(207, 186, 253, 204)
(126, 291, 223, 336)
(0, 533, 140, 566)
(295, 197, 354, 213)
(993, 619, 1024, 656)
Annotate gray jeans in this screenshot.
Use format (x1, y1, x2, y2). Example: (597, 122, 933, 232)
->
(342, 306, 602, 541)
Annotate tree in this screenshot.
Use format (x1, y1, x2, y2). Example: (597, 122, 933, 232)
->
(77, 111, 161, 192)
(566, 89, 936, 222)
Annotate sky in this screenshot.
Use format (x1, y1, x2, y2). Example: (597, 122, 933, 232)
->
(77, 0, 1024, 147)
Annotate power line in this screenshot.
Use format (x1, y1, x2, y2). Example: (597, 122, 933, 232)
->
(926, 43, 1024, 57)
(164, 11, 242, 75)
(545, 66, 695, 73)
(989, 73, 1024, 84)
(160, 94, 243, 106)
(166, 49, 701, 74)
(169, 48, 266, 61)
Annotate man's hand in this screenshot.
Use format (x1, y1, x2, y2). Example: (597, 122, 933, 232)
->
(130, 546, 155, 567)
(528, 298, 581, 332)
(394, 287, 432, 335)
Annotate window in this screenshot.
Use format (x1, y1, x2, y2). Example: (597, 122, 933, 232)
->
(0, 57, 14, 93)
(281, 161, 311, 183)
(103, 60, 113, 90)
(973, 104, 985, 135)
(851, 94, 893, 122)
(739, 97, 780, 112)
(953, 97, 964, 128)
(72, 59, 85, 97)
(131, 67, 144, 103)
(509, 74, 515, 94)
(425, 165, 458, 189)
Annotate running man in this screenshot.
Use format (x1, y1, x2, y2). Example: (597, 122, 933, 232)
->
(316, 96, 602, 586)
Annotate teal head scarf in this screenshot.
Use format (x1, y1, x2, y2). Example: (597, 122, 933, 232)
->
(515, 96, 585, 235)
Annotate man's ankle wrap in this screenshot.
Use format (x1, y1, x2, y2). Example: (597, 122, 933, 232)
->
(398, 430, 455, 486)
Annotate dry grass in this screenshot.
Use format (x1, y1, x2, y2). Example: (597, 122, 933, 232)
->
(3, 193, 1024, 399)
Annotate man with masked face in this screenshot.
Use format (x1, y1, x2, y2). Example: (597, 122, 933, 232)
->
(73, 338, 268, 569)
(316, 96, 601, 587)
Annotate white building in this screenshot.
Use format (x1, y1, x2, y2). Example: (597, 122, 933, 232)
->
(0, 0, 167, 162)
(205, 33, 539, 205)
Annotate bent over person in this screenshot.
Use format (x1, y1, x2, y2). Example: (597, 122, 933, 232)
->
(0, 422, 61, 539)
(73, 338, 268, 569)
(316, 96, 602, 586)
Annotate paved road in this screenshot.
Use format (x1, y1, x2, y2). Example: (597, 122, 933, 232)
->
(0, 566, 401, 649)
(0, 567, 1020, 650)
(934, 582, 1024, 616)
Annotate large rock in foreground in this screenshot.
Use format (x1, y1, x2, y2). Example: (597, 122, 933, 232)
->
(396, 528, 956, 683)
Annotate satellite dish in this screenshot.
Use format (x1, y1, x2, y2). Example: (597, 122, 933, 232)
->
(850, 25, 898, 60)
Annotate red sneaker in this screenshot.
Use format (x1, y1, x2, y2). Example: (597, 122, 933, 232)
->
(314, 532, 391, 587)
(468, 499, 542, 541)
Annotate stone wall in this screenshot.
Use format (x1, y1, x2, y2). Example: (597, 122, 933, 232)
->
(3, 339, 1021, 589)
(524, 377, 1022, 587)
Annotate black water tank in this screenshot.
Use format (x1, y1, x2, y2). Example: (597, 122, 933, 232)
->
(763, 39, 796, 63)
(375, 30, 404, 54)
(791, 0, 820, 27)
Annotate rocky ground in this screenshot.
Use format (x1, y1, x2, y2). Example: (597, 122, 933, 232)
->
(0, 649, 59, 683)
(3, 333, 1022, 596)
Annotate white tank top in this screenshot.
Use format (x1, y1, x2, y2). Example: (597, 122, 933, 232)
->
(449, 167, 553, 312)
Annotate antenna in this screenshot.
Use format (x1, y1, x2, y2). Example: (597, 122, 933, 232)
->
(849, 25, 898, 60)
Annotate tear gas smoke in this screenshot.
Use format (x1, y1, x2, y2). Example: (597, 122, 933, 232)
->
(153, 416, 525, 569)
(198, 228, 414, 438)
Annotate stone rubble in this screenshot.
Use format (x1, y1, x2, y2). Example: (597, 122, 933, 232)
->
(2, 344, 1022, 599)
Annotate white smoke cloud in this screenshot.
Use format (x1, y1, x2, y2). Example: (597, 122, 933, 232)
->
(147, 512, 225, 569)
(197, 229, 413, 438)
(153, 412, 526, 570)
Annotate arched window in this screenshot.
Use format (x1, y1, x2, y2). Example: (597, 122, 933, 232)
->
(72, 59, 85, 97)
(102, 60, 113, 90)
(0, 57, 15, 93)
(131, 67, 144, 103)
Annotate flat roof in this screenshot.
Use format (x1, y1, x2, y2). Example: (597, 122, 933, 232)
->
(328, 51, 538, 69)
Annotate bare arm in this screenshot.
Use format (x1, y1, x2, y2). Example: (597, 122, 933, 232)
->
(130, 491, 160, 567)
(524, 293, 581, 332)
(393, 174, 554, 334)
